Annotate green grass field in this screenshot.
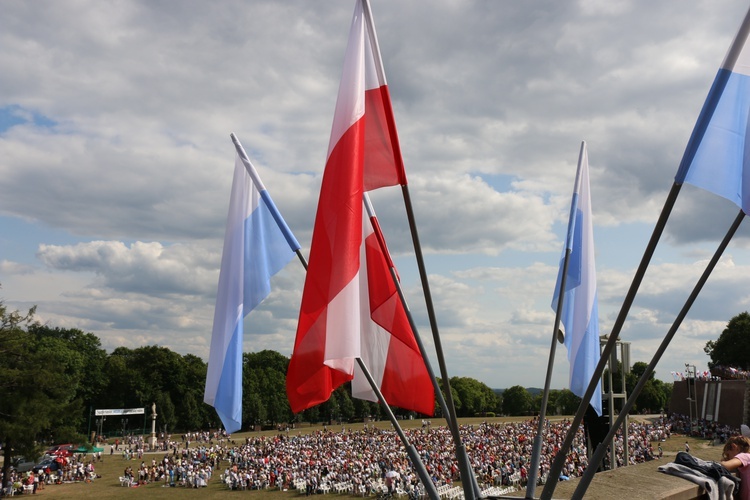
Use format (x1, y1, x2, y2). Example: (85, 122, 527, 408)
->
(10, 416, 699, 499)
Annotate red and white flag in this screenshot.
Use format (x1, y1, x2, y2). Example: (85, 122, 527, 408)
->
(286, 0, 433, 415)
(352, 197, 434, 415)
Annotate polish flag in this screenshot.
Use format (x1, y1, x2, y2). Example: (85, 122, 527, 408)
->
(352, 197, 434, 415)
(286, 0, 433, 415)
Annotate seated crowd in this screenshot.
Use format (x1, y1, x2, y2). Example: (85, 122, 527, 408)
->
(3, 413, 734, 496)
(114, 415, 683, 494)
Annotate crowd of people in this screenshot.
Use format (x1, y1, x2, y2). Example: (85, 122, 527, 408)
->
(1, 453, 99, 496)
(3, 413, 739, 497)
(108, 415, 681, 495)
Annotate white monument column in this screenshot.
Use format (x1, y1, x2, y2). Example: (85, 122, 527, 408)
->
(149, 402, 157, 449)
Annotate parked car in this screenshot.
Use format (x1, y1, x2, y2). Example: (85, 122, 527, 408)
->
(11, 457, 36, 473)
(32, 458, 62, 474)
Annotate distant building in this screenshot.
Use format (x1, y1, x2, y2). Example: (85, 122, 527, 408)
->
(670, 378, 749, 429)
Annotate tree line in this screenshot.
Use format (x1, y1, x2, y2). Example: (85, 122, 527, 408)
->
(0, 301, 504, 448)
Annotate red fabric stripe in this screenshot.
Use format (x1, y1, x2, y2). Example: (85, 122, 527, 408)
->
(364, 85, 407, 191)
(380, 339, 435, 416)
(287, 37, 412, 415)
(365, 221, 434, 416)
(286, 117, 364, 413)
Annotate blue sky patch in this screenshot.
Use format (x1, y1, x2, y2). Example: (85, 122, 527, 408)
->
(0, 105, 57, 133)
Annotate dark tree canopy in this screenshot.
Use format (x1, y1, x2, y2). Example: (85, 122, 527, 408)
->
(449, 376, 502, 417)
(501, 385, 533, 416)
(534, 389, 581, 415)
(0, 301, 84, 486)
(705, 311, 750, 370)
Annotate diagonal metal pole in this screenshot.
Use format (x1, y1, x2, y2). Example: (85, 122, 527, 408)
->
(278, 219, 439, 500)
(400, 185, 480, 500)
(364, 194, 455, 426)
(543, 10, 750, 496)
(356, 358, 441, 500)
(363, 193, 481, 499)
(526, 141, 584, 499)
(361, 0, 477, 494)
(231, 133, 307, 269)
(540, 182, 682, 499)
(525, 272, 568, 499)
(571, 209, 745, 499)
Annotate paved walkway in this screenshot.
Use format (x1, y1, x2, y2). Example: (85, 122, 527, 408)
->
(502, 443, 723, 500)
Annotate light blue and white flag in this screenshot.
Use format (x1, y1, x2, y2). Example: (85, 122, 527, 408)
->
(675, 7, 750, 214)
(552, 142, 602, 416)
(204, 138, 299, 433)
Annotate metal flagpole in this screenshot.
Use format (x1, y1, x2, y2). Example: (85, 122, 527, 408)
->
(400, 185, 480, 500)
(364, 194, 453, 423)
(570, 210, 745, 499)
(356, 358, 441, 500)
(363, 193, 482, 499)
(540, 182, 683, 499)
(262, 185, 440, 500)
(230, 133, 307, 269)
(525, 141, 585, 499)
(362, 1, 478, 495)
(542, 8, 750, 496)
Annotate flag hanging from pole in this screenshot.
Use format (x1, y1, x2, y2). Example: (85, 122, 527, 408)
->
(204, 152, 297, 433)
(352, 196, 434, 415)
(552, 142, 602, 416)
(675, 7, 750, 214)
(286, 0, 430, 413)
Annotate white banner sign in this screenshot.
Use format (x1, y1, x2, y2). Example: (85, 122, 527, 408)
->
(94, 408, 145, 416)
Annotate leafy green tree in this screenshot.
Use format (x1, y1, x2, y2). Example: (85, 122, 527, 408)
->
(630, 361, 650, 380)
(243, 351, 292, 428)
(0, 299, 84, 487)
(501, 385, 532, 416)
(337, 388, 355, 422)
(534, 389, 581, 415)
(180, 390, 205, 431)
(28, 325, 109, 433)
(101, 345, 212, 433)
(556, 389, 582, 415)
(435, 377, 462, 419)
(450, 376, 501, 416)
(622, 363, 672, 414)
(635, 379, 670, 413)
(181, 354, 211, 429)
(705, 312, 750, 370)
(623, 361, 661, 413)
(243, 368, 265, 428)
(154, 391, 177, 434)
(351, 397, 378, 422)
(547, 390, 563, 414)
(300, 405, 320, 424)
(263, 369, 290, 424)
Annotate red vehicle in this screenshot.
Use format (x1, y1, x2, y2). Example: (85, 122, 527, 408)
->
(45, 444, 74, 457)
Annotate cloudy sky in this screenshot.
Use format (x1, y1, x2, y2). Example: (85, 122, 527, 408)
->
(3, 0, 750, 394)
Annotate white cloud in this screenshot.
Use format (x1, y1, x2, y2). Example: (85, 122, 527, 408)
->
(2, 0, 749, 392)
(37, 241, 218, 296)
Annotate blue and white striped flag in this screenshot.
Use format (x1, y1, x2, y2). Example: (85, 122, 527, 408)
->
(675, 7, 750, 214)
(552, 142, 602, 416)
(204, 140, 299, 433)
